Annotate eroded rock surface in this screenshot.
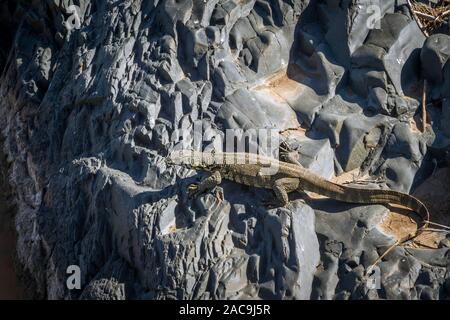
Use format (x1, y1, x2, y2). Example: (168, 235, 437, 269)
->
(0, 0, 449, 300)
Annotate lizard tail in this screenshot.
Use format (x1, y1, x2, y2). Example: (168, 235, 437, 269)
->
(341, 186, 430, 242)
(302, 180, 429, 242)
(341, 186, 429, 221)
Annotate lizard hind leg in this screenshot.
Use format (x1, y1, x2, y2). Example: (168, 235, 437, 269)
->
(188, 171, 223, 198)
(271, 178, 301, 207)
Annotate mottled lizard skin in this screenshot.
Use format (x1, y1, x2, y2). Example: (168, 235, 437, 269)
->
(169, 151, 430, 242)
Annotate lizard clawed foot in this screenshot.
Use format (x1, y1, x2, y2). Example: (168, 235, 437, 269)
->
(279, 141, 302, 167)
(215, 189, 225, 203)
(188, 183, 200, 198)
(279, 140, 293, 153)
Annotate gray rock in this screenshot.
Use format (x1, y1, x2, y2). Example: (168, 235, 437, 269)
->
(383, 19, 425, 96)
(349, 12, 426, 102)
(335, 114, 392, 172)
(318, 0, 395, 67)
(310, 201, 392, 300)
(289, 202, 320, 299)
(0, 0, 447, 301)
(217, 88, 299, 131)
(376, 122, 427, 192)
(311, 95, 363, 146)
(283, 135, 335, 179)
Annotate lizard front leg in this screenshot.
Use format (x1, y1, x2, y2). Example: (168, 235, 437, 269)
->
(188, 171, 223, 198)
(279, 141, 303, 167)
(271, 178, 300, 207)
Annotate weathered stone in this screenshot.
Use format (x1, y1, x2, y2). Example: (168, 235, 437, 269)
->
(0, 0, 447, 301)
(421, 34, 450, 84)
(335, 114, 391, 172)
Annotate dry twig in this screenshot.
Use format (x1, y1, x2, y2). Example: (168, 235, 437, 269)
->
(409, 0, 450, 35)
(422, 79, 427, 132)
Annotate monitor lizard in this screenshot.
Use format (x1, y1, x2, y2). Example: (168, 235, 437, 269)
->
(168, 150, 430, 243)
